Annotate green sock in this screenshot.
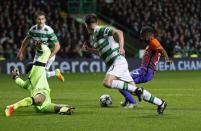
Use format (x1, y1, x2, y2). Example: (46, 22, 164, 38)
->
(41, 103, 56, 113)
(13, 97, 33, 110)
(42, 103, 70, 113)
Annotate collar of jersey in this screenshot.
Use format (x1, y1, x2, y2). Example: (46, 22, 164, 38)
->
(36, 24, 46, 30)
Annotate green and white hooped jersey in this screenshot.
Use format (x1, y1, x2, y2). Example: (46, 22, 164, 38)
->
(27, 24, 58, 49)
(91, 26, 120, 67)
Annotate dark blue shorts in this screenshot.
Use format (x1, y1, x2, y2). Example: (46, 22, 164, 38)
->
(130, 67, 155, 84)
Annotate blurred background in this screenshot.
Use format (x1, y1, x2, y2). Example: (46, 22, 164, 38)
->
(0, 0, 201, 73)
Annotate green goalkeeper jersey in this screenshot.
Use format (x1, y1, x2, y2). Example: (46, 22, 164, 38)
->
(15, 44, 51, 96)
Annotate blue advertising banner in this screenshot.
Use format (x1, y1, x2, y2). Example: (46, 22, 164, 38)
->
(0, 58, 201, 74)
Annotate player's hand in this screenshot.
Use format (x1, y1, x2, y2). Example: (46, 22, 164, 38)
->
(11, 68, 20, 80)
(81, 43, 89, 52)
(34, 40, 43, 49)
(17, 52, 24, 61)
(119, 48, 125, 56)
(166, 59, 173, 65)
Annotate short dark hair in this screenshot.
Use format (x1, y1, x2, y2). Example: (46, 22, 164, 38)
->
(140, 25, 155, 37)
(85, 14, 98, 24)
(35, 11, 46, 19)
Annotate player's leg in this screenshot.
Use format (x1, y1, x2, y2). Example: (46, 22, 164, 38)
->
(120, 67, 154, 107)
(5, 68, 34, 117)
(119, 90, 136, 107)
(118, 68, 143, 107)
(142, 88, 167, 114)
(5, 93, 47, 117)
(144, 68, 155, 82)
(39, 103, 75, 115)
(37, 97, 75, 115)
(130, 67, 150, 84)
(45, 55, 56, 77)
(129, 68, 166, 114)
(103, 74, 142, 101)
(45, 55, 64, 82)
(5, 97, 34, 117)
(103, 57, 143, 101)
(11, 68, 30, 89)
(33, 90, 75, 115)
(119, 90, 128, 107)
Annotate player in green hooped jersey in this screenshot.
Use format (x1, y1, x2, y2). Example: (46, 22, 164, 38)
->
(82, 14, 143, 101)
(82, 14, 168, 113)
(17, 11, 64, 82)
(5, 44, 74, 117)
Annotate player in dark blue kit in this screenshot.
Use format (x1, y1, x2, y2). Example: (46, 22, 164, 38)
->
(120, 26, 172, 114)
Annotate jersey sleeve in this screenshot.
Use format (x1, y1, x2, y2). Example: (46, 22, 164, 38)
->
(48, 29, 59, 44)
(27, 26, 34, 38)
(97, 27, 113, 38)
(149, 38, 161, 49)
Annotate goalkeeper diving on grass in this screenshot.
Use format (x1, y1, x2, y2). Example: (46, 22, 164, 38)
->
(5, 43, 75, 117)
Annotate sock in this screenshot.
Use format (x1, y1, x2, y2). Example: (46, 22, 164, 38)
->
(40, 103, 56, 113)
(46, 70, 56, 78)
(143, 89, 162, 106)
(111, 80, 137, 92)
(119, 90, 136, 104)
(119, 90, 129, 103)
(13, 97, 33, 110)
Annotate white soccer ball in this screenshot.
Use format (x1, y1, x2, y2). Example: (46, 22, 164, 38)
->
(100, 94, 112, 107)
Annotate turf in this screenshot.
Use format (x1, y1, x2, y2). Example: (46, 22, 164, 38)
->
(0, 71, 201, 131)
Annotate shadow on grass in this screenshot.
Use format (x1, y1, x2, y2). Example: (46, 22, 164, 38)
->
(128, 114, 176, 119)
(167, 107, 201, 111)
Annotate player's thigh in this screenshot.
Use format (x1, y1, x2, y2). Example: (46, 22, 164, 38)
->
(45, 55, 56, 70)
(144, 69, 155, 82)
(30, 67, 47, 87)
(130, 68, 143, 78)
(104, 63, 123, 84)
(120, 67, 134, 82)
(130, 68, 145, 83)
(108, 58, 133, 82)
(106, 58, 127, 79)
(33, 90, 51, 112)
(104, 73, 118, 83)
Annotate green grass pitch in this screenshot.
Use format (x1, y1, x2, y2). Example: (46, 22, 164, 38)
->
(0, 71, 201, 131)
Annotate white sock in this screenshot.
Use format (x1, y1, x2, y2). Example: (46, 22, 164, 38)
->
(153, 97, 163, 106)
(46, 70, 56, 78)
(143, 89, 162, 106)
(111, 80, 137, 92)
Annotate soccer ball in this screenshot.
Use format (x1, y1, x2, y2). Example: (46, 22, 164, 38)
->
(100, 94, 112, 107)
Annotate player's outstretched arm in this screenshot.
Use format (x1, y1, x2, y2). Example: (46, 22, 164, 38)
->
(11, 69, 29, 89)
(149, 38, 172, 65)
(17, 36, 30, 61)
(15, 78, 30, 90)
(112, 29, 125, 56)
(157, 45, 172, 65)
(49, 42, 60, 60)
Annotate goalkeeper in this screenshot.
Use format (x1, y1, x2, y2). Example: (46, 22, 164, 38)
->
(5, 43, 74, 117)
